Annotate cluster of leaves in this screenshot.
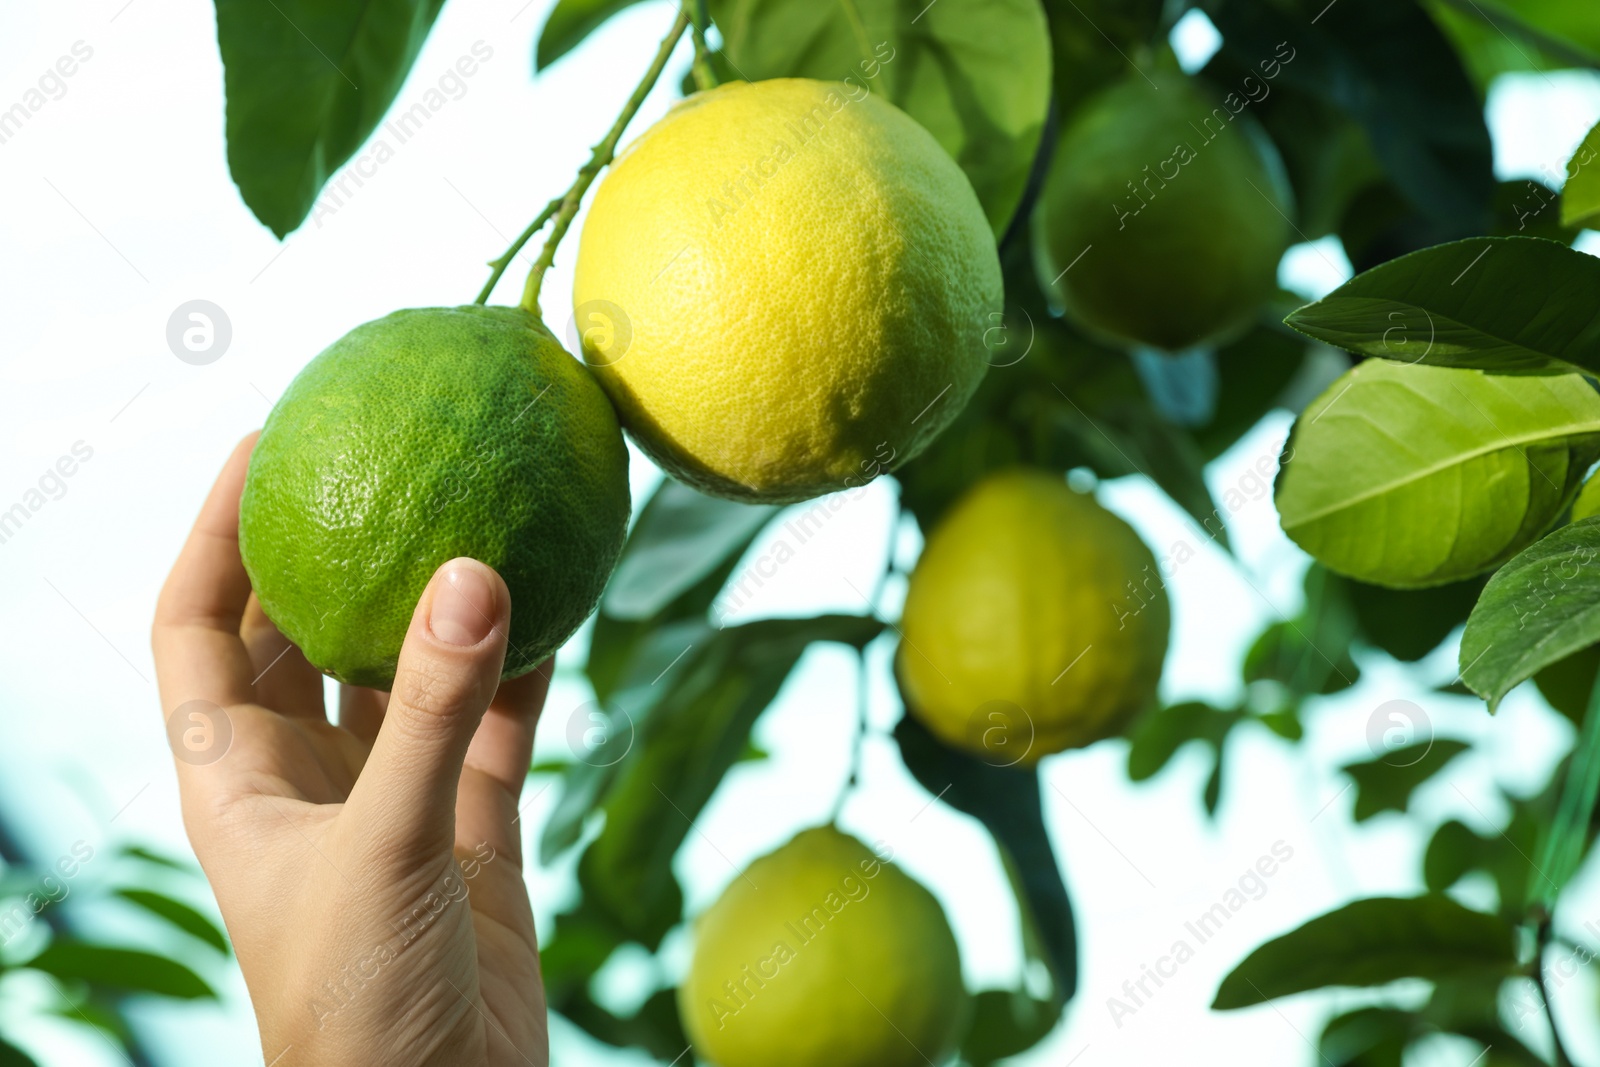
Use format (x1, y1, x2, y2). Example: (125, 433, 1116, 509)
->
(190, 0, 1600, 1063)
(1203, 6, 1600, 1060)
(0, 834, 230, 1067)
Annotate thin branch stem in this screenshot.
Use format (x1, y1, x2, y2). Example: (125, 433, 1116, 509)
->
(519, 5, 692, 316)
(475, 196, 562, 305)
(829, 500, 901, 823)
(830, 646, 872, 824)
(690, 0, 718, 92)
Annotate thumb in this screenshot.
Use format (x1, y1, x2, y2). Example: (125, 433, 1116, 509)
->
(346, 557, 510, 854)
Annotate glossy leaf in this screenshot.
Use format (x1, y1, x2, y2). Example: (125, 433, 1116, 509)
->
(24, 942, 216, 1000)
(1276, 359, 1600, 587)
(536, 0, 648, 70)
(1562, 119, 1600, 229)
(1339, 740, 1470, 822)
(707, 0, 1052, 234)
(1213, 896, 1517, 1009)
(1285, 237, 1600, 375)
(113, 889, 231, 955)
(214, 0, 448, 237)
(1459, 518, 1600, 711)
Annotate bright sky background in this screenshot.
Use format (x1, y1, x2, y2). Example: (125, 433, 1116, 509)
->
(2, 1, 1599, 1065)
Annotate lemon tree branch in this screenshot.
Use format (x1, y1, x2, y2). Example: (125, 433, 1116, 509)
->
(474, 196, 561, 305)
(518, 5, 692, 317)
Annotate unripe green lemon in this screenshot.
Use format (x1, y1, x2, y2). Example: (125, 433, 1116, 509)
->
(239, 305, 630, 689)
(574, 77, 1002, 504)
(899, 469, 1169, 763)
(1032, 69, 1291, 352)
(679, 826, 967, 1067)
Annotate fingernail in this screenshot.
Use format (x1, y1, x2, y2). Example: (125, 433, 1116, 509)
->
(430, 563, 496, 647)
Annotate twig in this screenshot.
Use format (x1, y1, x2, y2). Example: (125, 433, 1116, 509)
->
(475, 196, 562, 305)
(519, 5, 693, 316)
(690, 0, 718, 92)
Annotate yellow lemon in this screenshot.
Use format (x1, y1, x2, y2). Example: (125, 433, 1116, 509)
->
(899, 469, 1169, 763)
(574, 78, 1002, 503)
(680, 826, 967, 1067)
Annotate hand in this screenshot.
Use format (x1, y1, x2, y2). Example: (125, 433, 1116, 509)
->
(151, 435, 551, 1067)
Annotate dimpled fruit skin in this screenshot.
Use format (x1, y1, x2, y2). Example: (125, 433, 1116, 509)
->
(573, 78, 1002, 504)
(238, 305, 630, 689)
(899, 469, 1169, 763)
(1032, 70, 1290, 352)
(679, 826, 967, 1067)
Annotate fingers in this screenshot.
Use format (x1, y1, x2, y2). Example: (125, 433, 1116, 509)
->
(241, 595, 326, 719)
(344, 559, 510, 857)
(153, 434, 260, 717)
(456, 659, 553, 864)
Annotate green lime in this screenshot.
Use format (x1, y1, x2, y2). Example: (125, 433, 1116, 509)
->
(239, 305, 630, 688)
(1032, 69, 1292, 352)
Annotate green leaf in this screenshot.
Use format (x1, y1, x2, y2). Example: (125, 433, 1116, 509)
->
(1562, 120, 1600, 229)
(1340, 573, 1485, 662)
(1275, 359, 1600, 587)
(1194, 323, 1311, 459)
(113, 889, 231, 955)
(601, 481, 777, 622)
(1425, 0, 1600, 91)
(1040, 0, 1161, 114)
(893, 711, 1072, 1062)
(1126, 702, 1238, 782)
(1285, 237, 1600, 375)
(24, 942, 215, 1000)
(708, 0, 1052, 234)
(1422, 786, 1553, 920)
(1212, 896, 1518, 1010)
(1459, 518, 1600, 711)
(1532, 663, 1600, 908)
(1318, 1007, 1413, 1067)
(117, 844, 194, 872)
(214, 0, 448, 237)
(536, 0, 647, 70)
(1243, 564, 1360, 697)
(579, 614, 882, 945)
(1534, 641, 1600, 724)
(0, 1037, 39, 1067)
(1339, 739, 1470, 822)
(555, 986, 689, 1060)
(1205, 0, 1493, 229)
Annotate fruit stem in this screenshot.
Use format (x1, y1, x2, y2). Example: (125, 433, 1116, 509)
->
(689, 0, 718, 92)
(519, 5, 693, 317)
(475, 196, 563, 305)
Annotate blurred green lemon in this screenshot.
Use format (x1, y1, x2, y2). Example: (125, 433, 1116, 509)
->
(680, 826, 967, 1067)
(1032, 69, 1291, 351)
